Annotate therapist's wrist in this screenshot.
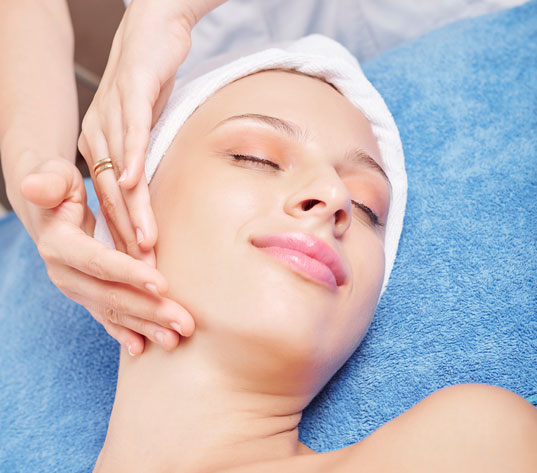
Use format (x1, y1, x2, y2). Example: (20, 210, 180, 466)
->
(174, 0, 229, 31)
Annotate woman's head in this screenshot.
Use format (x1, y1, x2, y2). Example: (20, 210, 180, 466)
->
(149, 68, 390, 396)
(94, 34, 406, 398)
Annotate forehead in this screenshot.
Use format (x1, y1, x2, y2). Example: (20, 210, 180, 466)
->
(186, 69, 382, 168)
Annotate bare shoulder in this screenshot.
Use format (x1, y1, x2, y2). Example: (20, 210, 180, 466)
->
(219, 384, 537, 473)
(335, 383, 537, 473)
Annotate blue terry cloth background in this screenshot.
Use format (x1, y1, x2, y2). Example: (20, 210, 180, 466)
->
(1, 1, 536, 470)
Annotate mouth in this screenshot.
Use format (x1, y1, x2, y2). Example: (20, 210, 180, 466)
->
(251, 232, 347, 290)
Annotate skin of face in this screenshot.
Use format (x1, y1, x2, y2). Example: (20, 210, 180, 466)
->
(149, 69, 390, 398)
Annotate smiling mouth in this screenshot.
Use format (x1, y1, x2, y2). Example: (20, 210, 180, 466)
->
(256, 245, 339, 289)
(250, 232, 347, 290)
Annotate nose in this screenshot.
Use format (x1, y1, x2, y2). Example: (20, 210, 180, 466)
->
(284, 167, 352, 237)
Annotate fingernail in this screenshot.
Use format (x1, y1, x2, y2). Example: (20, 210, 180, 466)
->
(171, 322, 183, 336)
(118, 168, 128, 183)
(144, 282, 159, 296)
(127, 345, 136, 356)
(136, 227, 144, 244)
(155, 331, 164, 345)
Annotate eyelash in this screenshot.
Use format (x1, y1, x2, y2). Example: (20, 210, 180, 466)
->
(229, 153, 383, 226)
(231, 153, 281, 170)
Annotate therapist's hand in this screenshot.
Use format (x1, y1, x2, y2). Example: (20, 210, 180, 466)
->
(78, 0, 225, 258)
(18, 157, 195, 355)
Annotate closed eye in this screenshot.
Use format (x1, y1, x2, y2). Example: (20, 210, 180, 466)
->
(351, 200, 383, 227)
(230, 154, 281, 170)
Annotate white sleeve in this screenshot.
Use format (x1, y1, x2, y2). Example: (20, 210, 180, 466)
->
(122, 0, 526, 74)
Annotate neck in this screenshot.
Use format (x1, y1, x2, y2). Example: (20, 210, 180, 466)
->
(93, 331, 317, 473)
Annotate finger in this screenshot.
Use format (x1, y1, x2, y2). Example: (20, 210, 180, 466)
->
(109, 312, 180, 351)
(58, 228, 168, 295)
(98, 316, 145, 356)
(101, 92, 125, 181)
(93, 154, 141, 257)
(88, 297, 179, 351)
(79, 126, 128, 253)
(118, 72, 155, 190)
(94, 167, 157, 266)
(58, 263, 194, 336)
(118, 172, 158, 251)
(118, 82, 159, 249)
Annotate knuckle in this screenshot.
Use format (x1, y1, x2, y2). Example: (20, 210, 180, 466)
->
(116, 72, 133, 92)
(37, 241, 55, 262)
(86, 255, 106, 280)
(77, 134, 86, 153)
(106, 290, 121, 311)
(77, 137, 91, 163)
(104, 305, 120, 324)
(124, 122, 142, 139)
(100, 192, 118, 217)
(80, 112, 97, 135)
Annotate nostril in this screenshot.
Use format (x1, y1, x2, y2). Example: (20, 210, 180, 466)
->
(334, 208, 347, 223)
(302, 199, 321, 211)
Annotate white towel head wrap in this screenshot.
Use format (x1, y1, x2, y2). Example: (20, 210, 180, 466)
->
(94, 34, 407, 294)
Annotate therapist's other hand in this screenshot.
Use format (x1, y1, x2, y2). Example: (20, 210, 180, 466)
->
(19, 158, 195, 355)
(78, 0, 197, 260)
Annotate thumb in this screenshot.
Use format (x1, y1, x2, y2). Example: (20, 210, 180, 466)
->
(20, 170, 71, 209)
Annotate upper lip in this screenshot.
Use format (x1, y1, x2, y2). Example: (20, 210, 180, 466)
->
(251, 232, 348, 286)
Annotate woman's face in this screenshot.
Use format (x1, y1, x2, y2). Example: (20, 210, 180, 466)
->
(150, 70, 390, 391)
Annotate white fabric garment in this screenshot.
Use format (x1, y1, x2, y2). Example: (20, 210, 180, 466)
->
(123, 0, 527, 74)
(94, 34, 407, 293)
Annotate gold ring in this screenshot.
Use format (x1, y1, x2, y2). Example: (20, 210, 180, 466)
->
(93, 157, 114, 178)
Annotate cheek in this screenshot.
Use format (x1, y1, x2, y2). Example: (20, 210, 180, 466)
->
(320, 230, 385, 361)
(153, 161, 278, 321)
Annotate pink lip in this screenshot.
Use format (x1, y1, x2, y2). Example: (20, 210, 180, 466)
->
(251, 232, 347, 289)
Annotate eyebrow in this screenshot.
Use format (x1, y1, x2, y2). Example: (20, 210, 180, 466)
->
(210, 113, 390, 186)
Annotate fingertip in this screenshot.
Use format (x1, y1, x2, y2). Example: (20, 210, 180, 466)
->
(135, 213, 158, 251)
(179, 313, 196, 338)
(123, 330, 145, 356)
(126, 337, 145, 356)
(137, 233, 156, 252)
(136, 229, 157, 251)
(20, 172, 68, 208)
(120, 152, 146, 190)
(118, 166, 136, 190)
(164, 331, 180, 351)
(117, 168, 128, 185)
(20, 172, 45, 191)
(145, 273, 168, 296)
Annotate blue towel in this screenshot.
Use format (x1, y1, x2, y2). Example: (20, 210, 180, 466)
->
(1, 2, 536, 470)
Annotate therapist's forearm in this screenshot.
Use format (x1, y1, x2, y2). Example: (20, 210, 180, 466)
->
(0, 0, 78, 211)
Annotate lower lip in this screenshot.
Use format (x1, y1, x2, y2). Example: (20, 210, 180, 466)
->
(257, 246, 337, 290)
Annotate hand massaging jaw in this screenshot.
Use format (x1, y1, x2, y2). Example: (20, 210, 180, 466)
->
(94, 34, 407, 295)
